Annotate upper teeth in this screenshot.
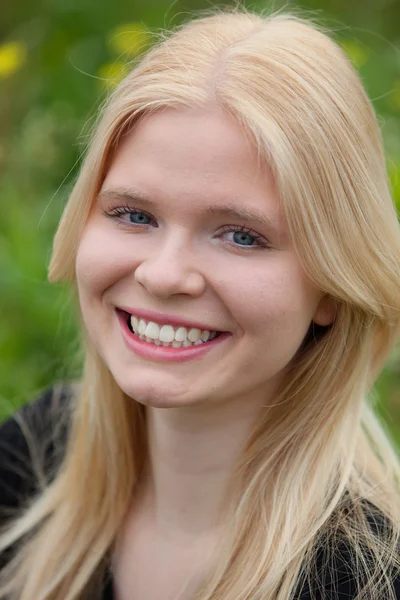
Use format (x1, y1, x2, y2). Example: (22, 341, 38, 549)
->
(130, 316, 218, 344)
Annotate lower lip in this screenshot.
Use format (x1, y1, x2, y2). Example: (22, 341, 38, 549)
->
(116, 310, 231, 363)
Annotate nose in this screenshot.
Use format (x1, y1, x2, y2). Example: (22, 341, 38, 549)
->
(133, 232, 206, 300)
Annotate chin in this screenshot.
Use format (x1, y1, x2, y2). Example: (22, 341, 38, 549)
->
(112, 376, 191, 408)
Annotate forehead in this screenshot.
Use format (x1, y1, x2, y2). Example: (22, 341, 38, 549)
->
(101, 107, 288, 237)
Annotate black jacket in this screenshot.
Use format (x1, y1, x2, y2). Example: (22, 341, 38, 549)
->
(0, 384, 399, 599)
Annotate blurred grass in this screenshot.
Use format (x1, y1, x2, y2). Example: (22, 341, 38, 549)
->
(0, 0, 399, 447)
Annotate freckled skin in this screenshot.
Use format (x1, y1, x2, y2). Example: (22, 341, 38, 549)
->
(75, 107, 334, 411)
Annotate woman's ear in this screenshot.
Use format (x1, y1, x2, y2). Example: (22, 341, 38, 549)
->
(313, 294, 337, 327)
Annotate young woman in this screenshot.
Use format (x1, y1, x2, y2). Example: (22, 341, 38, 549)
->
(0, 7, 399, 600)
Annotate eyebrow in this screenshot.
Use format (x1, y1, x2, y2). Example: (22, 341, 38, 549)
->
(98, 187, 285, 238)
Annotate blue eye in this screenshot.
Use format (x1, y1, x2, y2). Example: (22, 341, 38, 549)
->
(233, 231, 256, 246)
(102, 206, 271, 250)
(128, 212, 151, 225)
(218, 225, 270, 249)
(102, 206, 155, 227)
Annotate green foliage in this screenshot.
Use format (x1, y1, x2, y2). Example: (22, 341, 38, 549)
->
(0, 0, 399, 446)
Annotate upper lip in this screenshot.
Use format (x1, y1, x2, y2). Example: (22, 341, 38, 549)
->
(117, 306, 227, 333)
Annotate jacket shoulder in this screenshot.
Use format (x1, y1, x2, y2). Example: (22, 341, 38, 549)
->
(0, 382, 76, 515)
(297, 507, 400, 599)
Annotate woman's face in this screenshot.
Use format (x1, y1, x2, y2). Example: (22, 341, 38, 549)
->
(75, 107, 334, 409)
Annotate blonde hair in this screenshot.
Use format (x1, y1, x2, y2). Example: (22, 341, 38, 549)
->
(1, 7, 400, 599)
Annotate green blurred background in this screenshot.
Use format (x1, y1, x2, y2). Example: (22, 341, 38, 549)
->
(0, 0, 399, 441)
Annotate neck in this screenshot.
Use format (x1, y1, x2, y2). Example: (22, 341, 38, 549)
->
(141, 394, 268, 543)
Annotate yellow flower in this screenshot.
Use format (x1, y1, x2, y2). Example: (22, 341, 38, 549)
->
(107, 22, 150, 58)
(0, 41, 27, 79)
(389, 164, 400, 213)
(340, 39, 369, 69)
(97, 60, 128, 87)
(388, 80, 400, 112)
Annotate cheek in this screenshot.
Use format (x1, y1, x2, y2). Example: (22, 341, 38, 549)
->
(75, 227, 129, 349)
(222, 259, 317, 338)
(75, 225, 133, 296)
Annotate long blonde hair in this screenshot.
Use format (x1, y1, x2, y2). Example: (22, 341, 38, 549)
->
(1, 7, 400, 600)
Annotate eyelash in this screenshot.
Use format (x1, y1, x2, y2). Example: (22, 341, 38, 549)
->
(102, 205, 271, 250)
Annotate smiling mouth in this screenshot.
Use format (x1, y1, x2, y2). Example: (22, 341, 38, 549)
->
(117, 309, 225, 348)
